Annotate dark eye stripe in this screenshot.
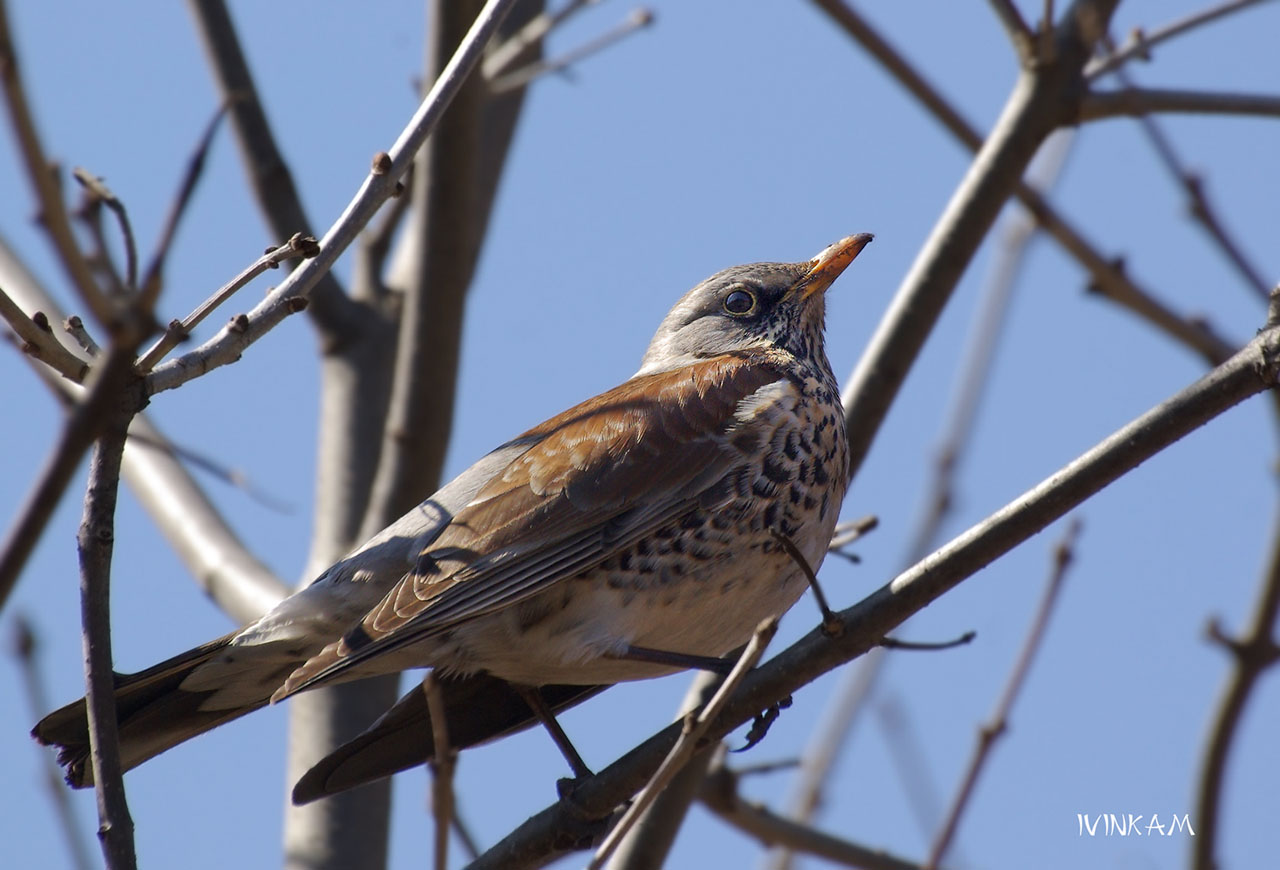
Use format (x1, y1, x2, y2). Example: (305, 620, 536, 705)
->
(724, 289, 755, 315)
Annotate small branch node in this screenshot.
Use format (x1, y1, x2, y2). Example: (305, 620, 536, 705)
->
(371, 151, 393, 175)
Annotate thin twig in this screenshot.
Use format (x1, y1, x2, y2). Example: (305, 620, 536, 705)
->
(828, 515, 879, 551)
(702, 751, 924, 870)
(482, 0, 597, 78)
(0, 288, 90, 381)
(423, 674, 456, 870)
(150, 0, 523, 396)
(1194, 505, 1280, 870)
(809, 0, 1237, 369)
(72, 168, 138, 292)
(63, 315, 100, 357)
(1088, 44, 1273, 303)
(879, 631, 976, 652)
(1085, 0, 1273, 79)
(985, 0, 1035, 62)
(0, 0, 110, 326)
(123, 428, 293, 513)
(926, 518, 1082, 869)
(904, 131, 1075, 569)
(468, 314, 1280, 870)
(876, 694, 946, 842)
(134, 233, 318, 373)
(605, 672, 724, 870)
(10, 616, 96, 870)
(0, 349, 139, 611)
(137, 101, 231, 308)
(1079, 87, 1280, 122)
(489, 7, 654, 94)
(1, 232, 290, 625)
(589, 618, 779, 869)
(75, 191, 128, 298)
(187, 0, 352, 331)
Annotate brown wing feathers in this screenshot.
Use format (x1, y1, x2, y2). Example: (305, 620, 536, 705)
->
(273, 352, 785, 700)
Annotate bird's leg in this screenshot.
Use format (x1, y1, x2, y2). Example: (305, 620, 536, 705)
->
(770, 529, 841, 637)
(609, 645, 736, 675)
(511, 683, 594, 780)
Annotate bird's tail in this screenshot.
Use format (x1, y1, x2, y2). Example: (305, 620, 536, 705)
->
(32, 631, 287, 787)
(293, 674, 608, 804)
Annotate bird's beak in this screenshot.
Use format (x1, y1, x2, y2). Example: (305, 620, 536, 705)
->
(794, 233, 874, 299)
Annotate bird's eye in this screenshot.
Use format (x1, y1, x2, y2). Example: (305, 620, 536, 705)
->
(723, 289, 756, 315)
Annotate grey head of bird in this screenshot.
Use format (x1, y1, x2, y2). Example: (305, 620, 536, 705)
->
(635, 233, 873, 377)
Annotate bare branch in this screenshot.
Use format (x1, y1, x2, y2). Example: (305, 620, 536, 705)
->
(71, 168, 137, 293)
(76, 350, 143, 870)
(0, 0, 109, 326)
(703, 752, 923, 870)
(875, 695, 945, 841)
(589, 618, 778, 869)
(361, 0, 542, 537)
(605, 673, 722, 870)
(1080, 87, 1280, 121)
(1086, 0, 1273, 80)
(0, 349, 139, 612)
(63, 315, 100, 357)
(0, 288, 90, 381)
(186, 0, 353, 332)
(838, 0, 1120, 479)
(985, 0, 1035, 62)
(10, 616, 96, 870)
(137, 102, 230, 309)
(809, 0, 1237, 368)
(424, 675, 456, 870)
(1195, 503, 1280, 870)
(152, 0, 523, 397)
(467, 316, 1280, 870)
(1, 233, 290, 625)
(926, 519, 1082, 869)
(482, 0, 596, 79)
(490, 8, 654, 94)
(135, 233, 318, 373)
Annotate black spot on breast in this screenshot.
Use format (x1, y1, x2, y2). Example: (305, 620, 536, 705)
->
(782, 430, 800, 460)
(762, 454, 791, 484)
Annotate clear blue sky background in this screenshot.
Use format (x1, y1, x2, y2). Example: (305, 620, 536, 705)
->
(2, 1, 1278, 868)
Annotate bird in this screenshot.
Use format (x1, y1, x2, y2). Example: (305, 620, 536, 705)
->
(34, 232, 872, 804)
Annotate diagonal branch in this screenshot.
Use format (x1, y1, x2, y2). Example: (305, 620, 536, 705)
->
(926, 519, 1081, 869)
(0, 0, 109, 326)
(1, 233, 290, 626)
(589, 618, 778, 869)
(0, 288, 90, 381)
(810, 0, 1237, 369)
(702, 751, 924, 870)
(1085, 0, 1273, 80)
(838, 0, 1121, 478)
(150, 0, 524, 398)
(985, 0, 1035, 62)
(465, 311, 1280, 869)
(185, 0, 353, 334)
(137, 102, 230, 309)
(135, 233, 318, 373)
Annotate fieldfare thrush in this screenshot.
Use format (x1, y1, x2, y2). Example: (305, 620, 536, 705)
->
(35, 233, 873, 803)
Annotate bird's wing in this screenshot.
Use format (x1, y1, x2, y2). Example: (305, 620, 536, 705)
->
(274, 350, 794, 700)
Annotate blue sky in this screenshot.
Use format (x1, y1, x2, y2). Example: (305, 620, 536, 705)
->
(1, 1, 1278, 868)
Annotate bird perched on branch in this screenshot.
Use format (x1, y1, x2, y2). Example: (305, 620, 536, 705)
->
(35, 233, 872, 803)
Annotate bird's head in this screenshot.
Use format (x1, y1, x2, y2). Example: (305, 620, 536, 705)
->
(636, 233, 873, 377)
